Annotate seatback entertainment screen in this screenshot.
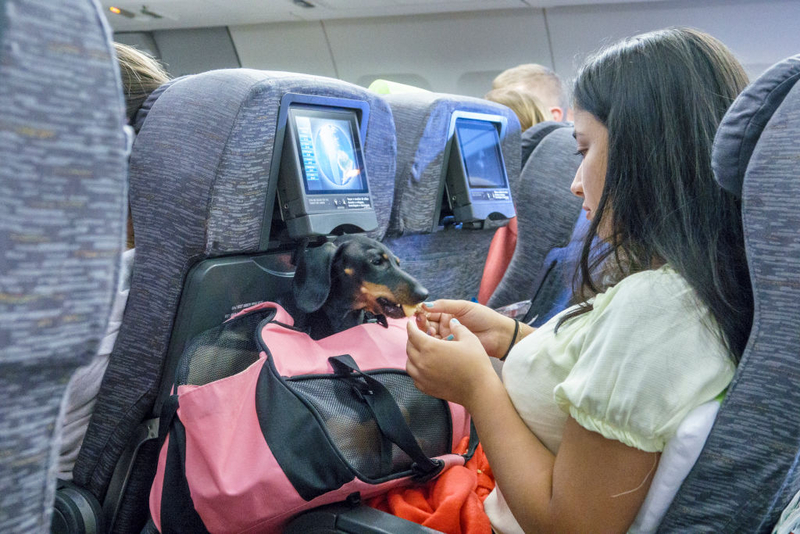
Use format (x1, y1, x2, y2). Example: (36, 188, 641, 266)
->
(456, 118, 508, 190)
(273, 96, 377, 240)
(440, 111, 515, 225)
(290, 108, 368, 195)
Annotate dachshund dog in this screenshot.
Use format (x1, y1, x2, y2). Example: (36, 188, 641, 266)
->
(292, 234, 429, 339)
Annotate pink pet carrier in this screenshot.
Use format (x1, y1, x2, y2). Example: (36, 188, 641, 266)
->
(149, 302, 475, 533)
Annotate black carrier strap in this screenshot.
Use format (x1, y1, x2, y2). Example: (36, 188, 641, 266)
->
(328, 355, 444, 480)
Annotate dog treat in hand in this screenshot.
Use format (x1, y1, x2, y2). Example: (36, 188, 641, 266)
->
(405, 302, 426, 318)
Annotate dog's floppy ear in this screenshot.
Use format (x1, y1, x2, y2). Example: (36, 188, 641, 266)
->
(293, 241, 337, 313)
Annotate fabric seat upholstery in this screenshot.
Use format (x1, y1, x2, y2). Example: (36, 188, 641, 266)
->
(382, 92, 521, 301)
(659, 54, 800, 533)
(487, 123, 582, 309)
(71, 69, 397, 533)
(0, 0, 128, 531)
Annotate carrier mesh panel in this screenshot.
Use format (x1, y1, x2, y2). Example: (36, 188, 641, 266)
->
(176, 309, 273, 387)
(289, 372, 451, 480)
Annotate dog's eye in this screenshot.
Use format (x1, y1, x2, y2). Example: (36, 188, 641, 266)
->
(371, 257, 384, 266)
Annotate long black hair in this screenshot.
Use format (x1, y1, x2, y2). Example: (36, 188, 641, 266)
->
(560, 27, 753, 363)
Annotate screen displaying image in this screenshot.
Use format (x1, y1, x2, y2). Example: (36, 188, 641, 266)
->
(456, 118, 507, 189)
(291, 107, 368, 195)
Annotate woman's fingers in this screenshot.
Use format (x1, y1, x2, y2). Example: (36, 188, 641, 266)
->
(422, 299, 473, 317)
(407, 317, 431, 351)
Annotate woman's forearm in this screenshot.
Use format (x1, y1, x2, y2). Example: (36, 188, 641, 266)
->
(467, 376, 558, 533)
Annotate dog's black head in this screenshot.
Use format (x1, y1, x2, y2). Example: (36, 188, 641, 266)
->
(293, 235, 428, 336)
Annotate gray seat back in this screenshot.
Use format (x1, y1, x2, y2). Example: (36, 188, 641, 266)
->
(0, 0, 128, 531)
(382, 92, 521, 300)
(487, 123, 582, 309)
(71, 69, 397, 533)
(659, 55, 800, 532)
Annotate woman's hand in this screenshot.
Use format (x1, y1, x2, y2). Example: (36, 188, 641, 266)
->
(406, 317, 500, 411)
(415, 299, 518, 359)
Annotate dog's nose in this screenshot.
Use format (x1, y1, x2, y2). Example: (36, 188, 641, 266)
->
(413, 286, 429, 302)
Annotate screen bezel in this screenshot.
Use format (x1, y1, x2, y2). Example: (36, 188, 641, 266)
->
(454, 117, 509, 190)
(288, 105, 370, 196)
(260, 94, 373, 249)
(433, 110, 511, 229)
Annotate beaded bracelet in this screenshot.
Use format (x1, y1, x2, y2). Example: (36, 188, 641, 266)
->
(500, 318, 520, 361)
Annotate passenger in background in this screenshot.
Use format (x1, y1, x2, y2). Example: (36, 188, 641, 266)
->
(492, 63, 570, 122)
(484, 87, 550, 132)
(114, 43, 172, 248)
(477, 87, 551, 304)
(408, 28, 751, 533)
(57, 43, 170, 480)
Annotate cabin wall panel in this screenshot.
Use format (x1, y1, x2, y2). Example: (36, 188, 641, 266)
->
(547, 0, 800, 85)
(121, 0, 800, 99)
(322, 9, 551, 97)
(229, 22, 339, 79)
(114, 32, 160, 57)
(229, 9, 552, 98)
(151, 27, 241, 76)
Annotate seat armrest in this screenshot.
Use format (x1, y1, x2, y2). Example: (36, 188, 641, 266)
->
(285, 502, 441, 533)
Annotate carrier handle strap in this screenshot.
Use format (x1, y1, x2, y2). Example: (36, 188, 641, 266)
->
(329, 355, 443, 479)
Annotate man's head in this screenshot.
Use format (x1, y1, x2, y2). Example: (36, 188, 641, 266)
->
(492, 64, 570, 122)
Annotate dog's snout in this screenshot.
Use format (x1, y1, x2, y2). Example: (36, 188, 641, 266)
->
(412, 286, 429, 303)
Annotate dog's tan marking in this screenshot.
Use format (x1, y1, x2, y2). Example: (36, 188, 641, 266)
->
(357, 281, 400, 316)
(382, 253, 389, 260)
(360, 282, 398, 301)
(344, 268, 354, 276)
(357, 281, 423, 317)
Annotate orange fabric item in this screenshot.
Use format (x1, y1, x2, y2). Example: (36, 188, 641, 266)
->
(478, 217, 518, 304)
(367, 437, 495, 534)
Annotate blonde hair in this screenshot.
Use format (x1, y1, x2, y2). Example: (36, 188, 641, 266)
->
(491, 63, 567, 112)
(114, 43, 171, 249)
(484, 87, 551, 131)
(114, 42, 170, 123)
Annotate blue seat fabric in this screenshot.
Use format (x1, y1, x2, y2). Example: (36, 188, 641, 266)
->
(0, 0, 128, 532)
(659, 56, 800, 533)
(382, 92, 522, 301)
(487, 124, 582, 309)
(71, 69, 397, 533)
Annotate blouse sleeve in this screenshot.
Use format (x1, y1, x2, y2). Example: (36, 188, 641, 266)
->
(553, 269, 736, 452)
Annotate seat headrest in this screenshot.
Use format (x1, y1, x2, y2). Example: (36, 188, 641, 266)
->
(713, 55, 800, 197)
(384, 92, 521, 236)
(132, 76, 186, 133)
(129, 69, 397, 245)
(487, 125, 581, 309)
(521, 121, 571, 168)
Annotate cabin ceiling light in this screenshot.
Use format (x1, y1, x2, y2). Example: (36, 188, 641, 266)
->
(108, 6, 135, 18)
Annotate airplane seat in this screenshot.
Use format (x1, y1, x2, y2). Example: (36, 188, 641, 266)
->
(519, 214, 589, 327)
(657, 54, 800, 532)
(0, 0, 128, 532)
(380, 92, 522, 301)
(486, 123, 583, 311)
(65, 69, 398, 534)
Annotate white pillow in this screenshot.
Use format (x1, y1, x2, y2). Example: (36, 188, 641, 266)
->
(628, 400, 721, 533)
(772, 488, 800, 534)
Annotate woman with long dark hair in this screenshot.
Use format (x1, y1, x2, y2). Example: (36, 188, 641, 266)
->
(407, 28, 752, 532)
